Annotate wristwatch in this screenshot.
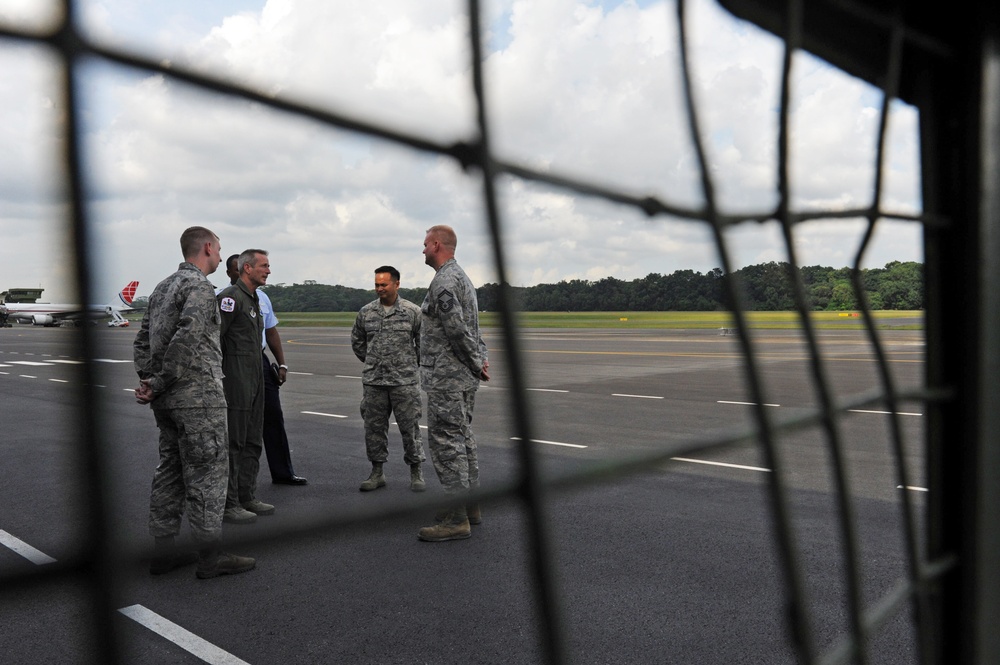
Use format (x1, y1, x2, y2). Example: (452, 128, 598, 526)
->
(279, 364, 288, 370)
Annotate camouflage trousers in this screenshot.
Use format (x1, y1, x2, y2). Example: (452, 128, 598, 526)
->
(226, 400, 264, 508)
(149, 407, 228, 544)
(425, 389, 479, 493)
(361, 383, 425, 465)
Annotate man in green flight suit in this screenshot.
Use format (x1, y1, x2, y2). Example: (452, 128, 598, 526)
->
(217, 248, 274, 524)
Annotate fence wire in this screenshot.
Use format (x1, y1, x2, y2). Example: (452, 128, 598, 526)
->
(1, 0, 995, 663)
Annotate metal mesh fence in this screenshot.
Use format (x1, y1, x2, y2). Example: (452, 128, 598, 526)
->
(1, 0, 996, 663)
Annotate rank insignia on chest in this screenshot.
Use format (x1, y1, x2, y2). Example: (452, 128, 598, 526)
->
(220, 297, 235, 313)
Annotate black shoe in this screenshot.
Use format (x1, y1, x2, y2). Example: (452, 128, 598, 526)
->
(272, 475, 308, 485)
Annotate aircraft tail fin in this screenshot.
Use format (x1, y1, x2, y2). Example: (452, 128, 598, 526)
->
(116, 281, 139, 308)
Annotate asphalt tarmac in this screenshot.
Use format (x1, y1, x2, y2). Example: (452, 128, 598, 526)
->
(0, 324, 927, 664)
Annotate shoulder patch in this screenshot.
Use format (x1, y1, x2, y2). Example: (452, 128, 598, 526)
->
(220, 297, 236, 313)
(437, 288, 455, 313)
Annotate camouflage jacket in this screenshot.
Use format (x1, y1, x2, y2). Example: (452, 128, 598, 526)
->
(133, 262, 226, 410)
(351, 297, 421, 386)
(419, 258, 488, 392)
(217, 280, 264, 409)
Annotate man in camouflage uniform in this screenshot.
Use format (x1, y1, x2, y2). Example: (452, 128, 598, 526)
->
(351, 265, 426, 492)
(417, 225, 490, 542)
(217, 249, 273, 524)
(134, 226, 255, 579)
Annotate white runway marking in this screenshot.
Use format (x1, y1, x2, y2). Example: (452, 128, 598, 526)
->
(289, 371, 313, 375)
(118, 605, 251, 665)
(718, 400, 780, 407)
(48, 379, 68, 383)
(19, 375, 37, 379)
(510, 437, 588, 449)
(613, 393, 664, 400)
(93, 359, 132, 363)
(335, 375, 362, 379)
(301, 411, 347, 418)
(7, 361, 52, 366)
(671, 457, 771, 473)
(0, 529, 57, 565)
(527, 388, 569, 393)
(849, 409, 923, 416)
(897, 485, 929, 492)
(48, 359, 84, 364)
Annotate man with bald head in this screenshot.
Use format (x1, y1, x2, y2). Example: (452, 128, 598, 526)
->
(417, 225, 490, 542)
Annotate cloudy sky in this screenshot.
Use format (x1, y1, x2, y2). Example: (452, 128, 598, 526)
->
(1, 0, 922, 304)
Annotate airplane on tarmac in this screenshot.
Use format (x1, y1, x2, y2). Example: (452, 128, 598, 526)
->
(2, 281, 139, 327)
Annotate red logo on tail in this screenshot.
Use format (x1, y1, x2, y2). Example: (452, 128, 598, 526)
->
(121, 281, 139, 305)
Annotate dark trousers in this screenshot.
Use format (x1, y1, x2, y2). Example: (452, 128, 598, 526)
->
(262, 353, 297, 480)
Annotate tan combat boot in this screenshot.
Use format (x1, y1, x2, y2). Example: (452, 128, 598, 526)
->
(359, 462, 386, 491)
(418, 506, 471, 542)
(195, 544, 256, 579)
(410, 463, 426, 492)
(242, 499, 275, 516)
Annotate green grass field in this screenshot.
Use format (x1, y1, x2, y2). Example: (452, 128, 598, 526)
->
(268, 310, 924, 330)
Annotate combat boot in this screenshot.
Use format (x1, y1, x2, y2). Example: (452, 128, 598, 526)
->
(149, 536, 198, 575)
(196, 545, 256, 580)
(222, 506, 257, 524)
(435, 503, 480, 524)
(409, 463, 426, 492)
(418, 507, 471, 542)
(242, 499, 275, 516)
(359, 462, 386, 491)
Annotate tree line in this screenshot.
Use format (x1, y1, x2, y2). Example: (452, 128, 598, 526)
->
(259, 261, 923, 313)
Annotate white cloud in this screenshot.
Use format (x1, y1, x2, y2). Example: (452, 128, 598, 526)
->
(0, 0, 923, 307)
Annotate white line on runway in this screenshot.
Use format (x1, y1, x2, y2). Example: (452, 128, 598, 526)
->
(527, 388, 569, 393)
(718, 400, 780, 407)
(849, 409, 923, 416)
(19, 375, 37, 379)
(119, 605, 251, 665)
(48, 359, 84, 364)
(613, 393, 664, 400)
(289, 371, 313, 375)
(391, 422, 429, 430)
(0, 529, 57, 565)
(897, 485, 929, 492)
(510, 437, 588, 449)
(302, 411, 348, 418)
(336, 375, 362, 379)
(48, 379, 69, 383)
(7, 361, 52, 366)
(671, 457, 771, 473)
